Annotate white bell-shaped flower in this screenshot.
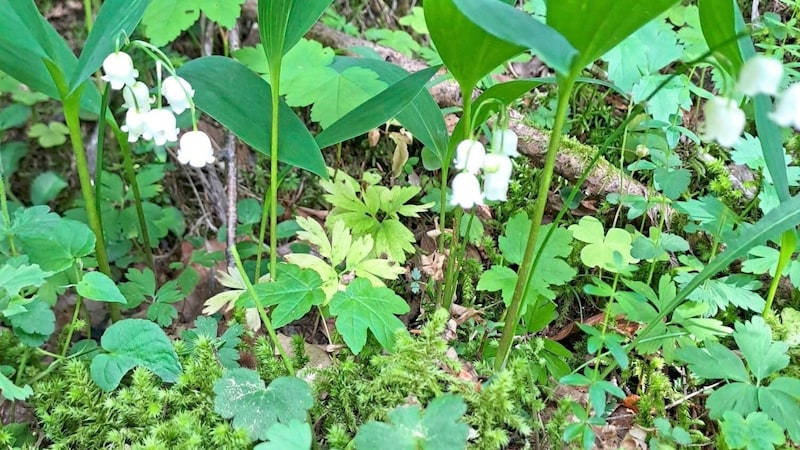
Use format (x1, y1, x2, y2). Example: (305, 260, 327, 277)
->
(491, 128, 519, 157)
(449, 171, 484, 209)
(142, 108, 179, 146)
(122, 81, 152, 112)
(482, 154, 513, 201)
(100, 51, 138, 90)
(454, 139, 486, 174)
(177, 131, 216, 168)
(121, 109, 148, 142)
(737, 55, 783, 96)
(770, 83, 800, 129)
(701, 97, 745, 148)
(161, 76, 195, 114)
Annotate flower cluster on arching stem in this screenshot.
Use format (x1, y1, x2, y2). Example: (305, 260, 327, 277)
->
(702, 54, 800, 147)
(449, 127, 519, 209)
(101, 50, 214, 168)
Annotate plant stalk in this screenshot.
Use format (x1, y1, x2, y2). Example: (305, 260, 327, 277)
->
(764, 230, 796, 316)
(494, 75, 576, 371)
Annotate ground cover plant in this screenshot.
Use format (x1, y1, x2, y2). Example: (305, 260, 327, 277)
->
(2, 0, 800, 448)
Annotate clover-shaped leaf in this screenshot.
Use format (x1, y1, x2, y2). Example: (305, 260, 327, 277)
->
(27, 121, 69, 147)
(569, 216, 638, 272)
(213, 369, 312, 442)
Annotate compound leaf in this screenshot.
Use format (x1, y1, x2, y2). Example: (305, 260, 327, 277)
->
(734, 316, 789, 382)
(245, 263, 325, 328)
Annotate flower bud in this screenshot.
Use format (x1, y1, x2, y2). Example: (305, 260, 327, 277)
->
(482, 154, 513, 201)
(701, 97, 745, 148)
(770, 83, 800, 129)
(449, 171, 484, 209)
(454, 139, 486, 174)
(161, 76, 194, 114)
(122, 81, 152, 112)
(737, 55, 783, 97)
(177, 131, 215, 168)
(491, 129, 519, 157)
(100, 51, 138, 90)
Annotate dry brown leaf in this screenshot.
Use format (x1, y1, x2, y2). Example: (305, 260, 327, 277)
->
(420, 251, 447, 281)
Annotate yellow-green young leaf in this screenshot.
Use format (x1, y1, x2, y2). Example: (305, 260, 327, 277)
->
(255, 420, 312, 450)
(569, 216, 638, 271)
(329, 220, 352, 267)
(214, 369, 312, 442)
(196, 0, 246, 28)
(721, 411, 786, 450)
(295, 216, 333, 261)
(27, 121, 68, 147)
(0, 371, 32, 401)
(90, 319, 182, 391)
(142, 0, 199, 47)
(329, 279, 409, 354)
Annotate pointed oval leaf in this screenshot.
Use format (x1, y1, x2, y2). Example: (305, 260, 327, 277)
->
(451, 0, 575, 75)
(258, 0, 332, 65)
(547, 0, 680, 70)
(70, 0, 152, 91)
(425, 0, 525, 89)
(315, 65, 440, 148)
(177, 56, 326, 177)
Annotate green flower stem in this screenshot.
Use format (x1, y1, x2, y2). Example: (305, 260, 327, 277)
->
(441, 207, 463, 311)
(62, 264, 86, 358)
(0, 171, 16, 256)
(231, 245, 294, 375)
(44, 60, 119, 322)
(494, 74, 576, 372)
(255, 167, 291, 281)
(764, 230, 796, 316)
(264, 64, 282, 283)
(110, 121, 155, 272)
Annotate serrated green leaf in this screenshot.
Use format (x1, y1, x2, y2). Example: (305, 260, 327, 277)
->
(734, 316, 789, 382)
(244, 263, 325, 328)
(721, 411, 785, 450)
(147, 302, 178, 327)
(90, 319, 182, 391)
(329, 278, 409, 354)
(707, 382, 759, 419)
(498, 211, 531, 264)
(0, 262, 49, 297)
(213, 369, 312, 442)
(654, 167, 691, 200)
(77, 272, 127, 304)
(742, 246, 780, 276)
(476, 265, 517, 304)
(9, 298, 54, 337)
(142, 0, 199, 47)
(759, 378, 800, 441)
(675, 340, 749, 382)
(196, 0, 245, 28)
(0, 371, 32, 401)
(570, 216, 638, 271)
(255, 420, 312, 450)
(354, 395, 469, 450)
(22, 218, 94, 273)
(30, 171, 66, 205)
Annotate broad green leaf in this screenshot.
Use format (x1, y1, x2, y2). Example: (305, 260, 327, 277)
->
(23, 218, 95, 272)
(450, 0, 575, 75)
(0, 262, 49, 297)
(177, 56, 326, 178)
(90, 319, 182, 391)
(196, 0, 246, 28)
(213, 369, 312, 442)
(0, 103, 30, 131)
(315, 65, 440, 148)
(147, 303, 178, 327)
(0, 141, 28, 177)
(258, 0, 332, 65)
(331, 57, 448, 166)
(759, 378, 800, 441)
(329, 278, 409, 354)
(354, 395, 470, 450)
(70, 0, 151, 91)
(141, 0, 198, 47)
(734, 316, 789, 382)
(476, 265, 517, 303)
(547, 0, 679, 71)
(77, 271, 127, 304)
(30, 171, 67, 205)
(243, 263, 325, 328)
(0, 371, 32, 401)
(697, 0, 744, 73)
(364, 29, 421, 56)
(425, 0, 525, 89)
(498, 211, 531, 264)
(721, 411, 785, 450)
(8, 299, 55, 343)
(255, 420, 312, 450)
(0, 1, 101, 113)
(706, 382, 759, 419)
(675, 340, 749, 382)
(569, 216, 638, 271)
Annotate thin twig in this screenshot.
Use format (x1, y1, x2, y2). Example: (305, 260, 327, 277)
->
(666, 381, 723, 410)
(224, 22, 242, 268)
